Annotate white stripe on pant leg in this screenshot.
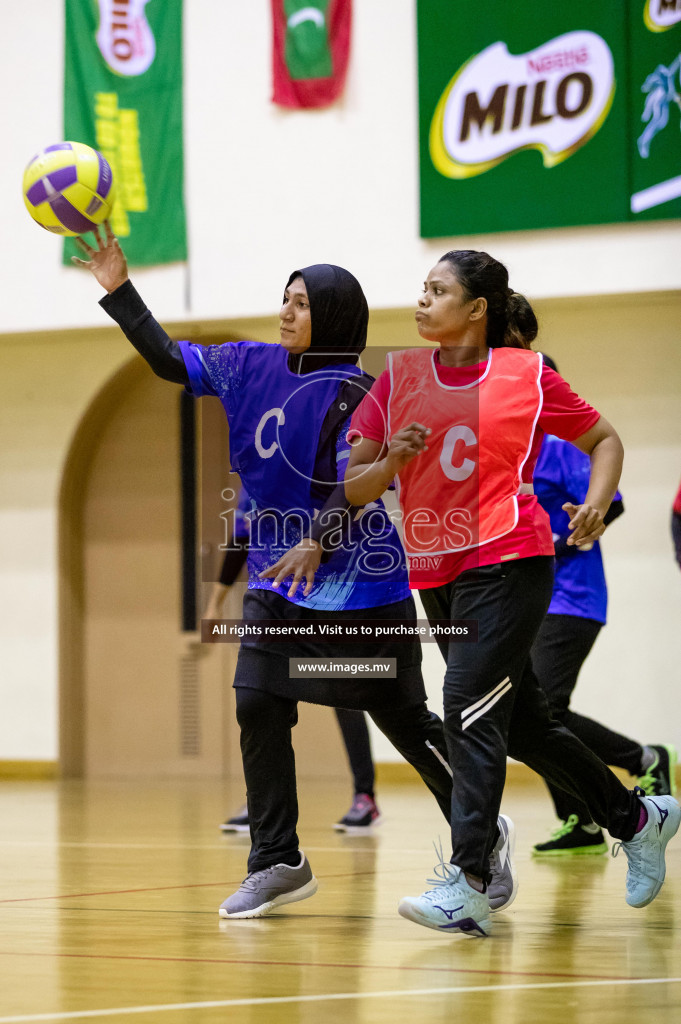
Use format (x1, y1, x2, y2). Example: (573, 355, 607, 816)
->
(461, 677, 511, 722)
(425, 740, 454, 777)
(461, 681, 512, 731)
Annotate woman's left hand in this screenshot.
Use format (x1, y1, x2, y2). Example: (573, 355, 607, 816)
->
(258, 539, 323, 598)
(563, 502, 605, 547)
(71, 221, 129, 293)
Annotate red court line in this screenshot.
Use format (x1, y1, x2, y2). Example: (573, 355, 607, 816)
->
(0, 881, 232, 903)
(0, 869, 381, 904)
(0, 949, 643, 984)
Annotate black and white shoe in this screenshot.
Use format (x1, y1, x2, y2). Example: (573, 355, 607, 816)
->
(220, 804, 250, 833)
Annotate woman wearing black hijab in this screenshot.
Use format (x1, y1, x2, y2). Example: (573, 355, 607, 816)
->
(74, 224, 490, 920)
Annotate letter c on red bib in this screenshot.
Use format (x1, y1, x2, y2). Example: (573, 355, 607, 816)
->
(440, 425, 477, 481)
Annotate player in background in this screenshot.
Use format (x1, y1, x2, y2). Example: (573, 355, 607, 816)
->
(208, 486, 381, 834)
(530, 358, 676, 855)
(672, 478, 681, 571)
(345, 249, 680, 937)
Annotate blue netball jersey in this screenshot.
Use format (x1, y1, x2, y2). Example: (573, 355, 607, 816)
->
(179, 340, 410, 611)
(534, 435, 621, 624)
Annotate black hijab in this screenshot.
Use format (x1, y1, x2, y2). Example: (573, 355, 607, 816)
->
(283, 263, 373, 491)
(285, 263, 368, 374)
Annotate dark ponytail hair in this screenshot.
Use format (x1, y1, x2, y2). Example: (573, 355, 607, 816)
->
(438, 250, 538, 349)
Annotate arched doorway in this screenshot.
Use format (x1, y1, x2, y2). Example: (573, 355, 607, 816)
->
(58, 351, 349, 781)
(58, 355, 239, 777)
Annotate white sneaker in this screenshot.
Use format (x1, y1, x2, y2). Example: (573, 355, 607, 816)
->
(488, 814, 518, 913)
(613, 793, 681, 908)
(398, 844, 491, 937)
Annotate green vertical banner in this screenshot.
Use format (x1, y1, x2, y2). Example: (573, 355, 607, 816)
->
(629, 1, 681, 219)
(417, 1, 630, 236)
(63, 0, 186, 266)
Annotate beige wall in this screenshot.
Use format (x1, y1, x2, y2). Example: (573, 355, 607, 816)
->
(0, 317, 253, 764)
(1, 290, 679, 769)
(526, 293, 681, 755)
(0, 328, 130, 760)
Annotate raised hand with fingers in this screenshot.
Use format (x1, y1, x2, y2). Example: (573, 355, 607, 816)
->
(71, 220, 129, 294)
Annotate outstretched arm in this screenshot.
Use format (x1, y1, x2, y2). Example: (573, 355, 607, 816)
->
(73, 222, 188, 385)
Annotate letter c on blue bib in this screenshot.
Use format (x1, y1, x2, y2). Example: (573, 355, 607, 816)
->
(255, 408, 285, 459)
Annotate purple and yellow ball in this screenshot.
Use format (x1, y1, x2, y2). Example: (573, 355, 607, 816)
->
(22, 141, 116, 237)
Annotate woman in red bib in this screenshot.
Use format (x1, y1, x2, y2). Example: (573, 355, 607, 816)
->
(345, 249, 680, 937)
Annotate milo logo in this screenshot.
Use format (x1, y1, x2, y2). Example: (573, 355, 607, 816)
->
(645, 0, 681, 32)
(96, 0, 156, 77)
(430, 31, 615, 179)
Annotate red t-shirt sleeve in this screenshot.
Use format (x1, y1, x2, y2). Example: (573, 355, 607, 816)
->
(347, 369, 391, 443)
(538, 365, 601, 441)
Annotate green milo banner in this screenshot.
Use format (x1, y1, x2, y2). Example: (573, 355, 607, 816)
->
(418, 0, 681, 237)
(630, 1, 681, 219)
(63, 0, 186, 266)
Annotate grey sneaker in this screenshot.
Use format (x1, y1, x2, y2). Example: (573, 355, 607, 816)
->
(218, 853, 318, 918)
(612, 792, 681, 908)
(488, 814, 518, 913)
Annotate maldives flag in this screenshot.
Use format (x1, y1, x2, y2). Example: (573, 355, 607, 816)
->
(271, 0, 352, 108)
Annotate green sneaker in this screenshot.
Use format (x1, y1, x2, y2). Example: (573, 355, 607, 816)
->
(637, 745, 677, 798)
(532, 814, 608, 856)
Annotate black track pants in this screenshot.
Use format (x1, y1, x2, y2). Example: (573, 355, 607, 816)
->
(235, 687, 453, 873)
(420, 557, 641, 881)
(531, 613, 643, 823)
(333, 708, 375, 797)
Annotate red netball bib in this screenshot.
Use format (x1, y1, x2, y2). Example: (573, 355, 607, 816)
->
(387, 347, 543, 555)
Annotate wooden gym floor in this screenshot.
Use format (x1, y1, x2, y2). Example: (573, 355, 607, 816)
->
(0, 774, 679, 1024)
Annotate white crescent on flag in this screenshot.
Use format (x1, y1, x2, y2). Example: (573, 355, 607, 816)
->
(288, 7, 326, 30)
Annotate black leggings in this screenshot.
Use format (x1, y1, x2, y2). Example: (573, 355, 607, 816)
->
(420, 557, 641, 881)
(334, 709, 375, 797)
(673, 510, 681, 571)
(530, 613, 644, 823)
(236, 687, 453, 873)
